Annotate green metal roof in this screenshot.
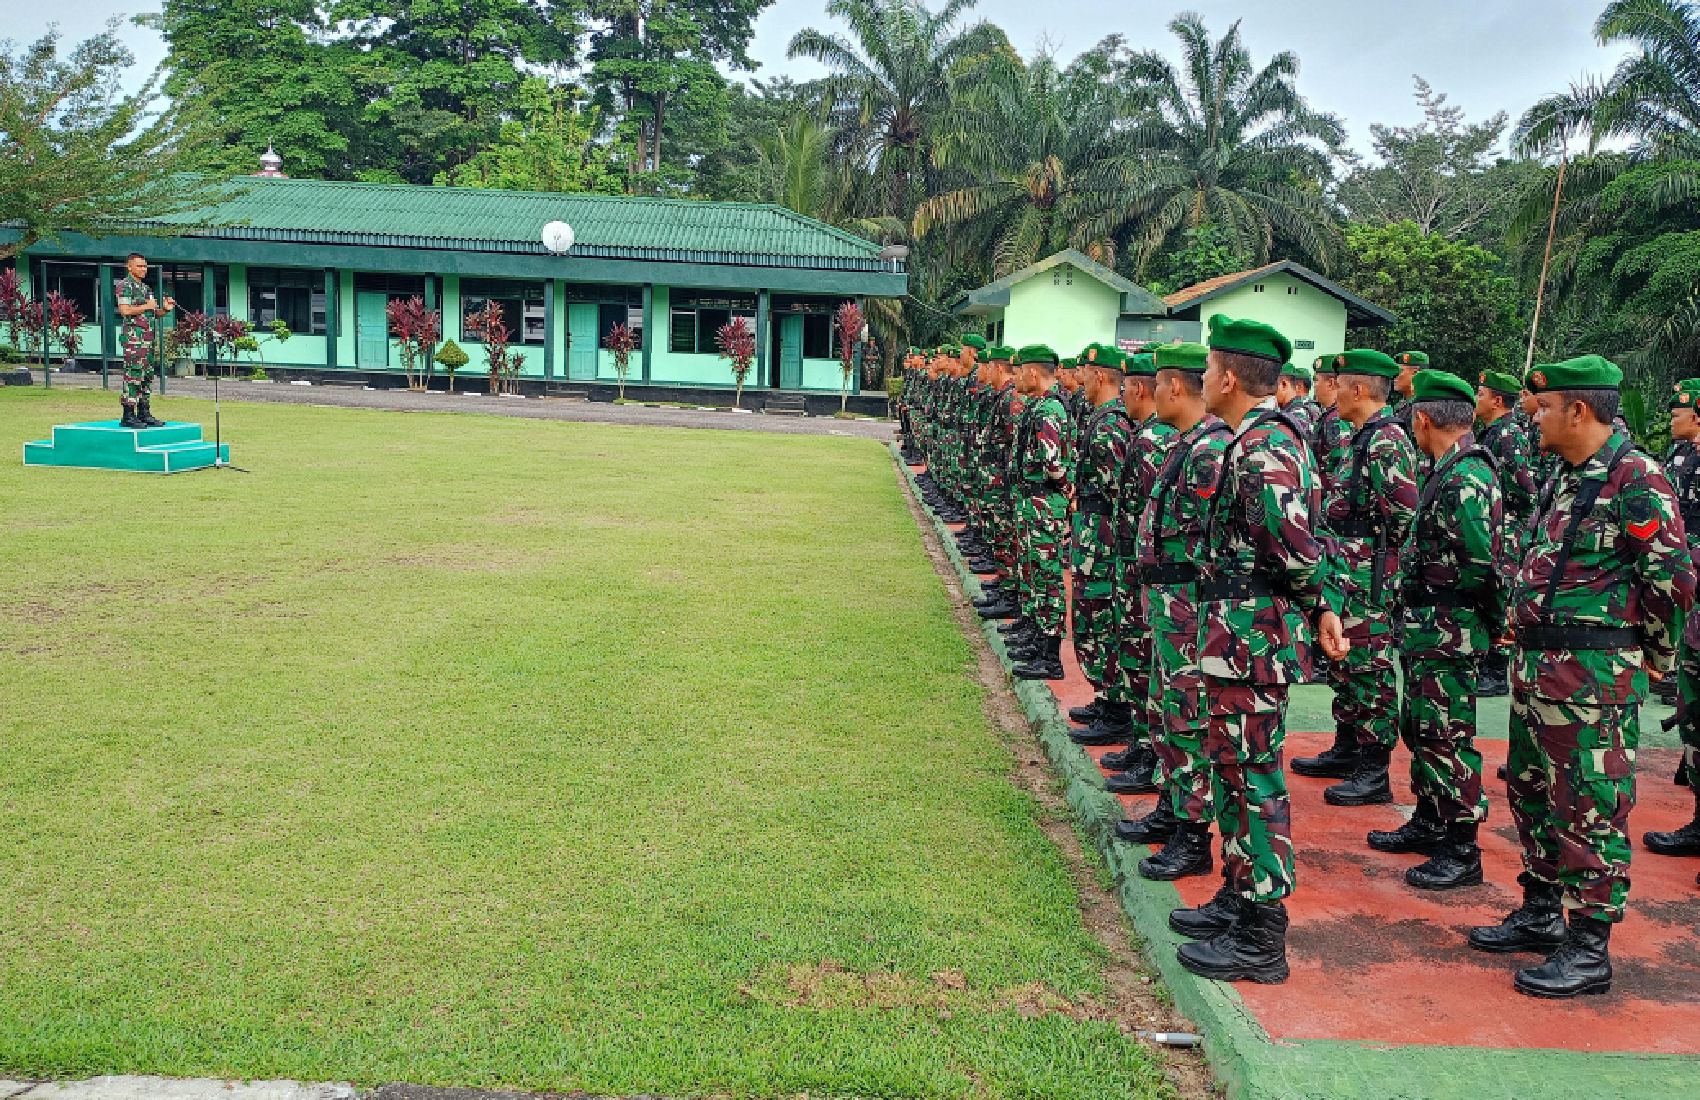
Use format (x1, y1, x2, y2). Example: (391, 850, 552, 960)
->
(109, 177, 891, 273)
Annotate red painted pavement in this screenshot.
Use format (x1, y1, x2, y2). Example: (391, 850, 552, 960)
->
(922, 462, 1697, 1053)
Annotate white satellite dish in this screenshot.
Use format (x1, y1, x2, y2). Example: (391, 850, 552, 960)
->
(541, 220, 575, 253)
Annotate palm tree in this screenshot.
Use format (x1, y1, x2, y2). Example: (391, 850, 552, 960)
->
(913, 46, 1143, 275)
(787, 0, 1008, 221)
(757, 109, 836, 219)
(1089, 13, 1344, 276)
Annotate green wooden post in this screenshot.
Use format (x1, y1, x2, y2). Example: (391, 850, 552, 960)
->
(98, 262, 114, 389)
(641, 284, 653, 383)
(324, 269, 338, 368)
(543, 279, 555, 381)
(154, 266, 167, 393)
(203, 262, 219, 379)
(33, 258, 49, 390)
(424, 275, 438, 385)
(756, 288, 770, 388)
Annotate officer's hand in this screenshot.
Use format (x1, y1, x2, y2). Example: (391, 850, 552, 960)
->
(163, 296, 176, 311)
(144, 298, 158, 312)
(1647, 665, 1665, 684)
(1318, 610, 1350, 661)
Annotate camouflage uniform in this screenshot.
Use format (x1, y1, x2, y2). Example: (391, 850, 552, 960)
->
(1508, 431, 1696, 921)
(1478, 412, 1540, 557)
(984, 381, 1021, 574)
(1072, 399, 1134, 690)
(1198, 399, 1336, 902)
(117, 273, 159, 409)
(1324, 410, 1420, 754)
(1138, 414, 1233, 822)
(1666, 436, 1700, 784)
(1015, 389, 1075, 636)
(1401, 435, 1505, 824)
(1108, 415, 1179, 738)
(1281, 395, 1322, 452)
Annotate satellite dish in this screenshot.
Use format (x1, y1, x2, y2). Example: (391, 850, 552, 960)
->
(542, 221, 575, 254)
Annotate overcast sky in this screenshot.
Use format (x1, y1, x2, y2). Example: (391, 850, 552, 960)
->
(11, 0, 1634, 158)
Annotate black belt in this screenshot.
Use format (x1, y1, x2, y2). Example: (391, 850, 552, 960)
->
(1198, 574, 1280, 601)
(1077, 496, 1112, 514)
(1142, 562, 1200, 585)
(1517, 624, 1641, 651)
(1402, 585, 1470, 609)
(1332, 517, 1383, 539)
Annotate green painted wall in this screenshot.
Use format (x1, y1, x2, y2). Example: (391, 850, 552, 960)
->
(1003, 263, 1121, 354)
(1200, 272, 1348, 364)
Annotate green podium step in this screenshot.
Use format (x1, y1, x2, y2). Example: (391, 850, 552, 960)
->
(23, 420, 232, 474)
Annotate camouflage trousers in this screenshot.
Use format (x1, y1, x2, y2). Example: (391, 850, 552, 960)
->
(1329, 576, 1401, 751)
(1507, 691, 1638, 923)
(1104, 558, 1153, 750)
(1678, 631, 1700, 782)
(1015, 489, 1069, 635)
(1204, 679, 1295, 903)
(121, 337, 156, 406)
(1070, 516, 1120, 689)
(1399, 657, 1488, 825)
(1150, 583, 1213, 824)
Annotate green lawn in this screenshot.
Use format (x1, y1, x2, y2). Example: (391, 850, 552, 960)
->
(0, 388, 1169, 1099)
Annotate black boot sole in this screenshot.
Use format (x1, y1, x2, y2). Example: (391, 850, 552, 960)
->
(1169, 912, 1235, 939)
(1175, 948, 1289, 984)
(1513, 975, 1612, 999)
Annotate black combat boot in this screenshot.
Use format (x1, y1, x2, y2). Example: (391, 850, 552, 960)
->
(1070, 702, 1133, 747)
(1477, 651, 1509, 698)
(1103, 742, 1159, 792)
(1068, 697, 1106, 725)
(120, 400, 144, 428)
(999, 617, 1037, 643)
(968, 557, 1000, 575)
(973, 585, 1009, 608)
(1139, 824, 1214, 880)
(976, 597, 1018, 620)
(1325, 747, 1394, 806)
(1405, 821, 1483, 890)
(1177, 900, 1290, 984)
(1013, 634, 1065, 680)
(1643, 793, 1700, 856)
(1367, 800, 1447, 854)
(1115, 801, 1181, 844)
(137, 397, 165, 427)
(1292, 728, 1360, 778)
(1467, 873, 1567, 953)
(1169, 883, 1246, 939)
(1514, 915, 1613, 998)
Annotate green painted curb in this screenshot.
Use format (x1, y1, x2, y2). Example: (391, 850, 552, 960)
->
(892, 446, 1700, 1100)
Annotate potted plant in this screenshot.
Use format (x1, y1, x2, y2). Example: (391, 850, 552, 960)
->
(714, 315, 756, 410)
(435, 338, 470, 392)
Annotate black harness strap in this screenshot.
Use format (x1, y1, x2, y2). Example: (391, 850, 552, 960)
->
(1539, 439, 1634, 616)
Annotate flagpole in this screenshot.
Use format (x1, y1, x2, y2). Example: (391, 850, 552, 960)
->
(1524, 138, 1569, 376)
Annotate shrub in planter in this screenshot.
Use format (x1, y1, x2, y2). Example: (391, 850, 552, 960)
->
(434, 338, 470, 392)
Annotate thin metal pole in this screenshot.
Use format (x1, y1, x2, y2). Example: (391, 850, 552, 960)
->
(1524, 141, 1569, 376)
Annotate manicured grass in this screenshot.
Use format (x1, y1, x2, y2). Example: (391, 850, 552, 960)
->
(0, 388, 1170, 1099)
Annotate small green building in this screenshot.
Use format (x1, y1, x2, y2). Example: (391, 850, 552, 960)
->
(4, 172, 906, 395)
(952, 252, 1393, 361)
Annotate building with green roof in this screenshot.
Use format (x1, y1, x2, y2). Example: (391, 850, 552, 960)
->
(4, 164, 907, 399)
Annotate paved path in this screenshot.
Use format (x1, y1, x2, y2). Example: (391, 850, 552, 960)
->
(30, 373, 894, 441)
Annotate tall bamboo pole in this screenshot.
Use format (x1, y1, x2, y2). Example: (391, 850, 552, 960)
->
(1524, 140, 1570, 375)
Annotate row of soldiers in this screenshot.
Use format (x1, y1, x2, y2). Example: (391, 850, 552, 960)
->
(896, 320, 1700, 997)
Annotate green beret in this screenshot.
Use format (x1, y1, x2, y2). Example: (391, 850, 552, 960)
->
(1154, 343, 1209, 373)
(1670, 381, 1700, 411)
(1207, 315, 1294, 365)
(1411, 369, 1476, 404)
(1281, 361, 1315, 383)
(1078, 343, 1106, 366)
(1479, 369, 1522, 397)
(1060, 357, 1077, 369)
(961, 334, 988, 351)
(942, 343, 961, 357)
(1015, 344, 1059, 367)
(1333, 348, 1402, 379)
(906, 346, 921, 356)
(1126, 352, 1158, 377)
(1089, 346, 1128, 371)
(1524, 355, 1622, 393)
(1396, 351, 1430, 369)
(987, 345, 1015, 362)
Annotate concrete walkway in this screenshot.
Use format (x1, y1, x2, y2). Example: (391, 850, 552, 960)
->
(0, 1079, 354, 1100)
(28, 373, 894, 441)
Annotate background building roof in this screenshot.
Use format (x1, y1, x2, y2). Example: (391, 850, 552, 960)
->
(953, 249, 1168, 317)
(1163, 260, 1396, 327)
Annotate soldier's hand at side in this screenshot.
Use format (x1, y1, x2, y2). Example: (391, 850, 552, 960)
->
(1318, 610, 1349, 661)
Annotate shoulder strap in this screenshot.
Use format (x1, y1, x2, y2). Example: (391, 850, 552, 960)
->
(1540, 439, 1635, 615)
(1151, 420, 1231, 552)
(1205, 407, 1302, 542)
(1416, 445, 1495, 520)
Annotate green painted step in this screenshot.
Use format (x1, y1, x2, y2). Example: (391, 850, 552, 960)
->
(23, 420, 231, 474)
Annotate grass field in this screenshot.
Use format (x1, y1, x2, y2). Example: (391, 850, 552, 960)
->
(0, 388, 1170, 1099)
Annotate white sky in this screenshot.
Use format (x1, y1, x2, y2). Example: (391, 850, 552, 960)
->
(5, 0, 1635, 158)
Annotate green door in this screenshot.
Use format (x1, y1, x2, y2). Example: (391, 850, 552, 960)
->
(567, 303, 599, 380)
(356, 292, 389, 368)
(779, 314, 804, 390)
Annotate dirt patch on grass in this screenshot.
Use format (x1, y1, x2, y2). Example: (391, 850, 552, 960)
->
(740, 959, 1119, 1021)
(893, 459, 1215, 1100)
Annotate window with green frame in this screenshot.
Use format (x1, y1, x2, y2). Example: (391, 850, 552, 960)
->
(669, 291, 755, 354)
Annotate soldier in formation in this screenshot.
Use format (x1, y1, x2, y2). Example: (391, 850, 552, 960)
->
(905, 325, 1698, 995)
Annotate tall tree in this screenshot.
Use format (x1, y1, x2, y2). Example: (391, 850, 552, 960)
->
(1336, 76, 1535, 245)
(0, 24, 225, 262)
(332, 0, 582, 184)
(143, 0, 361, 179)
(586, 0, 771, 187)
(787, 0, 1008, 222)
(1099, 13, 1344, 275)
(435, 78, 625, 193)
